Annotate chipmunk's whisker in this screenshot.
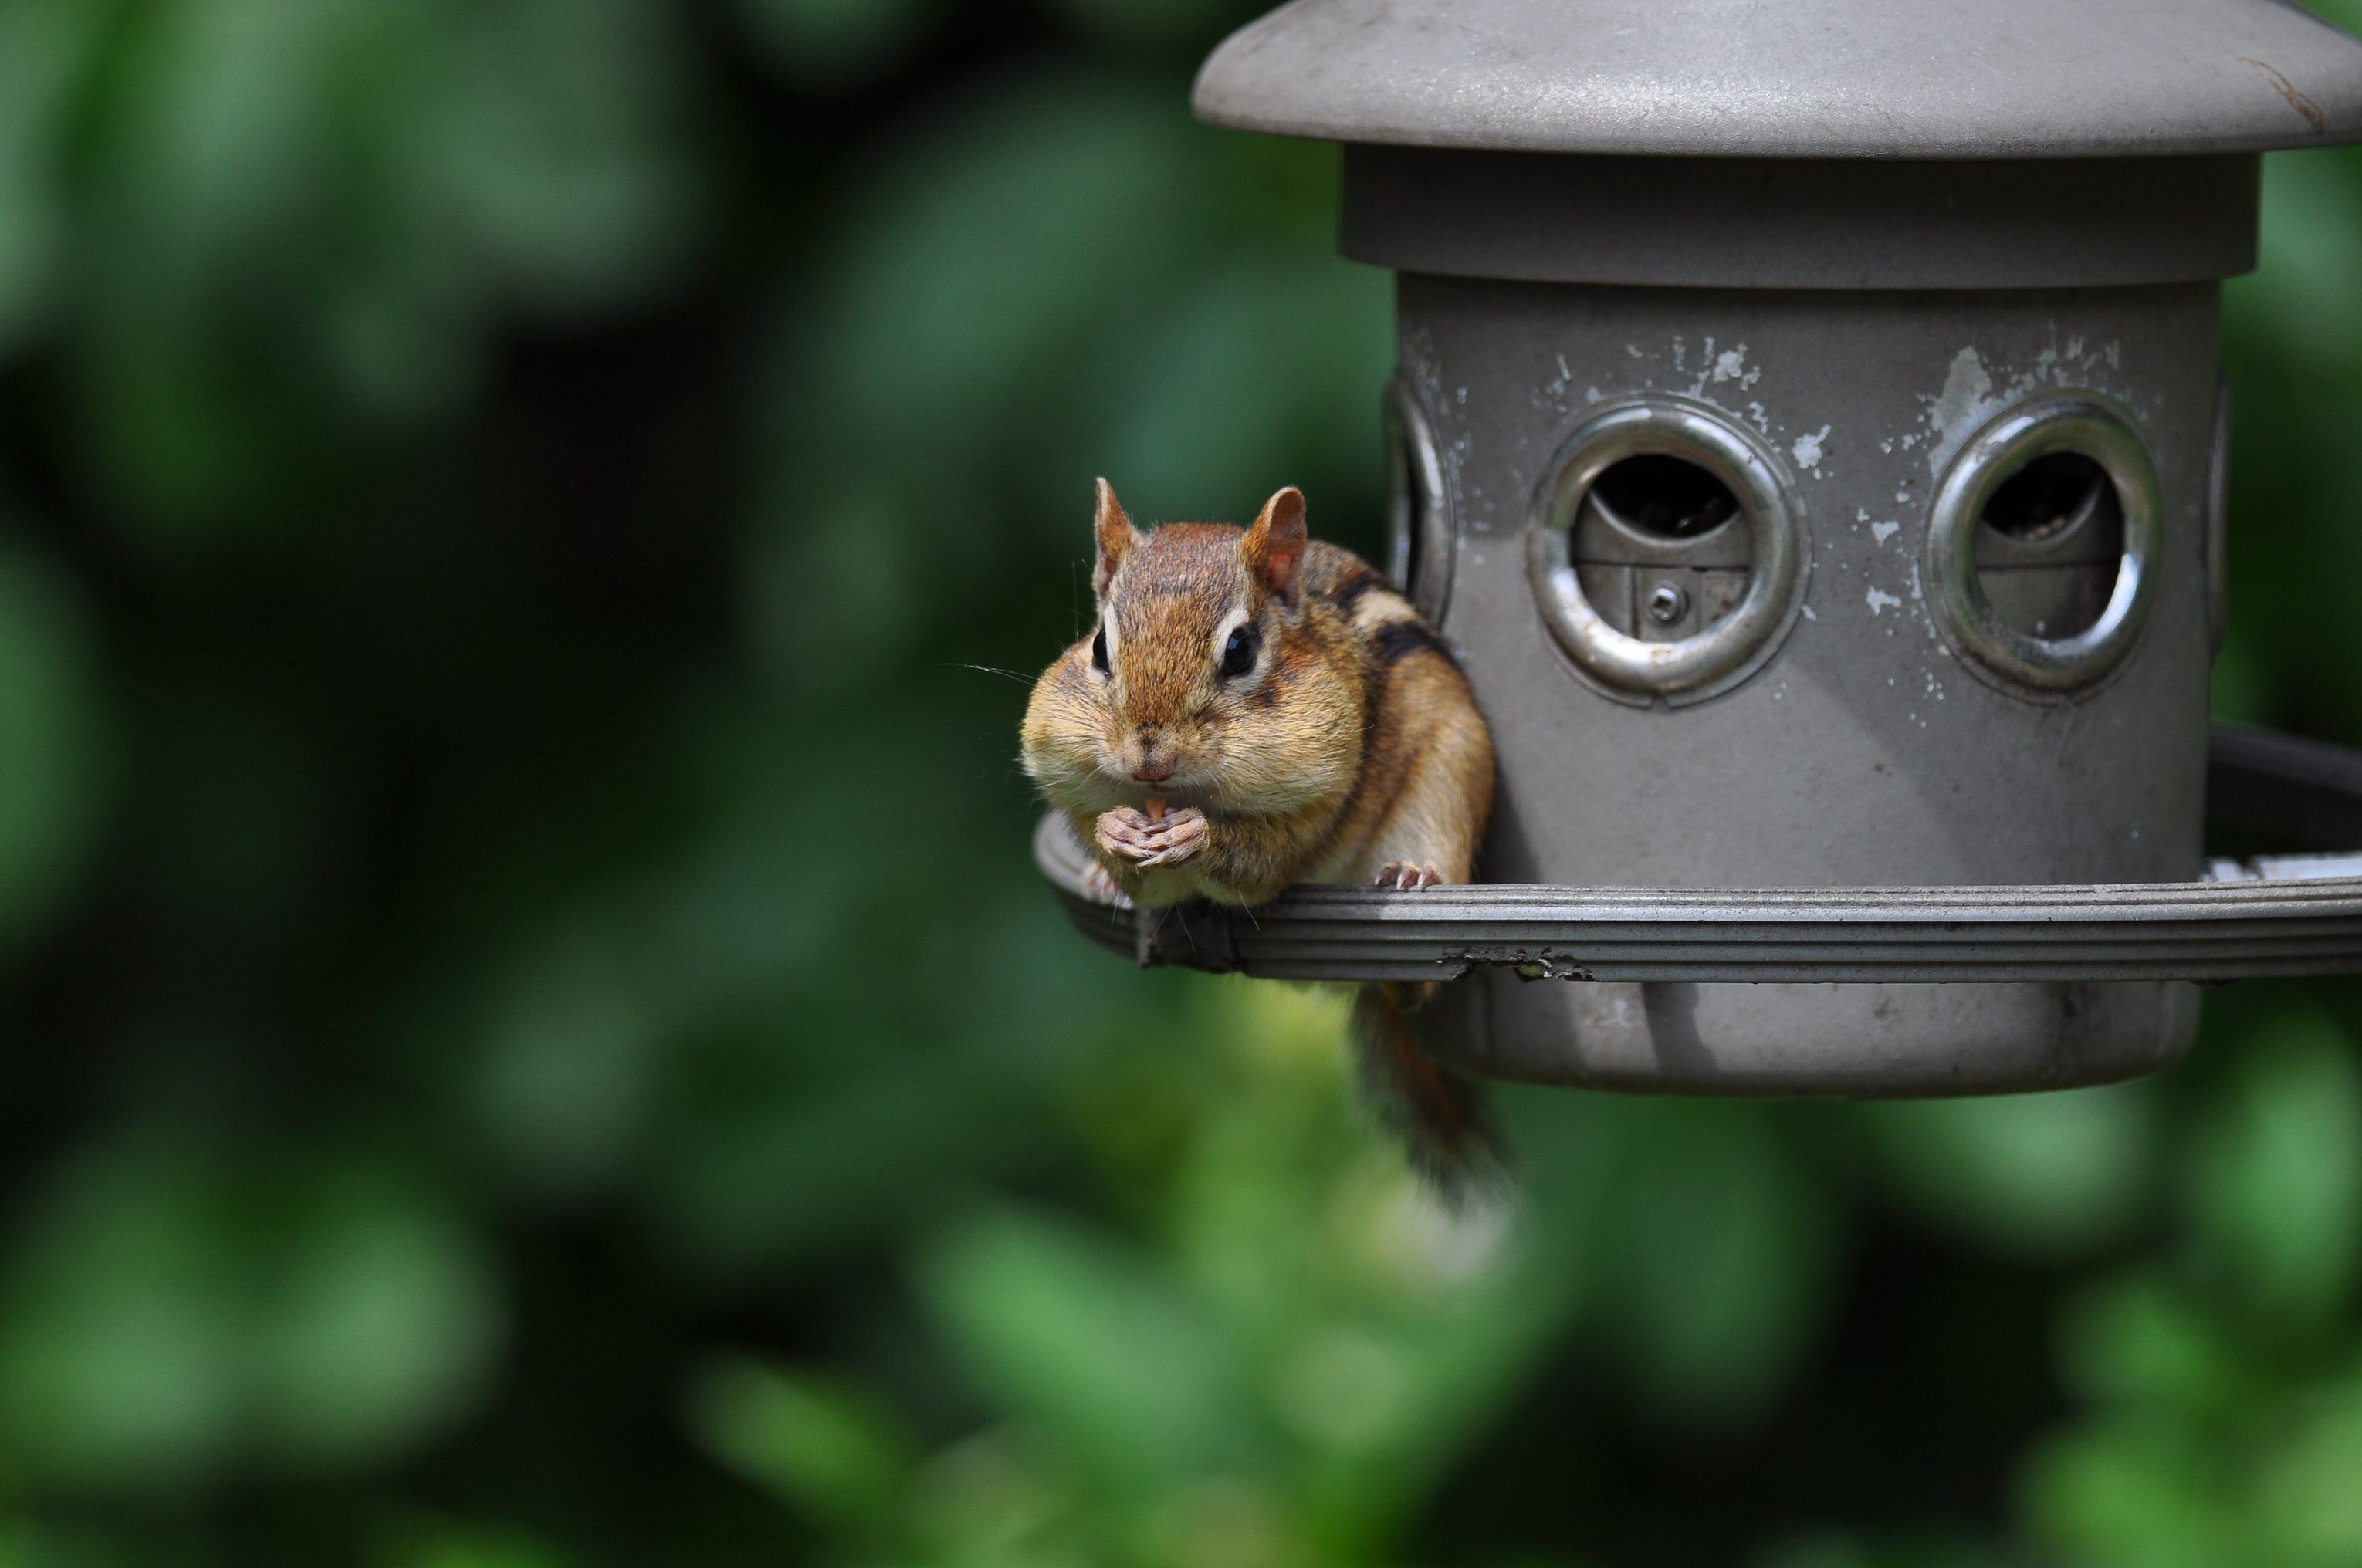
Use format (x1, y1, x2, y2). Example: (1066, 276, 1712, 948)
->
(947, 661, 1034, 685)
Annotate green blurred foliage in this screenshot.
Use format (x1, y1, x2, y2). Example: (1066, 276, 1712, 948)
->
(0, 0, 2355, 1563)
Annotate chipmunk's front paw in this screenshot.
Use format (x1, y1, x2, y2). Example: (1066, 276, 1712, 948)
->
(1096, 806, 1210, 869)
(1078, 860, 1131, 907)
(1372, 862, 1443, 890)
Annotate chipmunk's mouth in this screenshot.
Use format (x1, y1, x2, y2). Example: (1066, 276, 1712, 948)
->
(1127, 772, 1210, 810)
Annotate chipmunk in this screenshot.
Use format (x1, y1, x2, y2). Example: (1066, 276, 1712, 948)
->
(1022, 478, 1503, 1195)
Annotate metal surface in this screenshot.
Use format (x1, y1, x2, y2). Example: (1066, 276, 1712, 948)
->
(1527, 399, 1806, 702)
(1382, 376, 1453, 622)
(1341, 150, 2261, 291)
(1034, 725, 2362, 987)
(1407, 277, 2218, 890)
(1388, 278, 2219, 1092)
(1194, 0, 2362, 159)
(1924, 397, 2161, 694)
(2208, 379, 2232, 655)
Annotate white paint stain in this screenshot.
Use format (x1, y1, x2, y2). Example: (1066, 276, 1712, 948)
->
(1792, 425, 1832, 471)
(1800, 604, 1818, 621)
(1933, 347, 1994, 435)
(1866, 586, 1903, 616)
(1711, 345, 1760, 387)
(1870, 521, 1900, 545)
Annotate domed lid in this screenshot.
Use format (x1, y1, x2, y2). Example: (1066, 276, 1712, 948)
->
(1193, 0, 2362, 159)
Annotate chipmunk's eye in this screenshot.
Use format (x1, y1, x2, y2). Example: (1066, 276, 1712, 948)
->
(1091, 624, 1110, 674)
(1218, 623, 1260, 681)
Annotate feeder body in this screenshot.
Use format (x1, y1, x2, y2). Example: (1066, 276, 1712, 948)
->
(1359, 155, 2236, 1093)
(1396, 274, 2218, 1090)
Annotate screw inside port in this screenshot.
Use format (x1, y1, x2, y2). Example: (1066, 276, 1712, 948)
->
(1646, 583, 1690, 624)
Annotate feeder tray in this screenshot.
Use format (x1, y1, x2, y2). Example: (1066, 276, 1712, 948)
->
(1037, 725, 2362, 1007)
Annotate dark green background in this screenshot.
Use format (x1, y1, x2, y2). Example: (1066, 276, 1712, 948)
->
(0, 2, 2359, 1563)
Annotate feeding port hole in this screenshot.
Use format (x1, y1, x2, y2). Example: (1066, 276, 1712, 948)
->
(1572, 454, 1753, 643)
(1529, 399, 1809, 704)
(1974, 451, 2126, 641)
(1923, 395, 2159, 694)
(1591, 454, 1740, 539)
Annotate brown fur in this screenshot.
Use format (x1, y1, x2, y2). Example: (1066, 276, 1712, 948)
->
(1022, 480, 1503, 1196)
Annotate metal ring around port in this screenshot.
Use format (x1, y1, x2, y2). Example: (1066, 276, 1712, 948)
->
(1926, 395, 2160, 694)
(1528, 399, 1805, 701)
(1383, 377, 1453, 625)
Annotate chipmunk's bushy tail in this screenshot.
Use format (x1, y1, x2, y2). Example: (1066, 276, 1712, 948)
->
(1349, 982, 1511, 1204)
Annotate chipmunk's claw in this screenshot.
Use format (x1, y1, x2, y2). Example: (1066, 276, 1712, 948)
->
(1372, 862, 1443, 890)
(1096, 806, 1210, 869)
(1078, 860, 1131, 907)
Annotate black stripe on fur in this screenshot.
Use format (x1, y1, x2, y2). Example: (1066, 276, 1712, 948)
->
(1329, 569, 1383, 616)
(1372, 620, 1450, 666)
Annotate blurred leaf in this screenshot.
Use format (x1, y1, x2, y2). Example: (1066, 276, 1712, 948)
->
(1098, 255, 1391, 523)
(2186, 1010, 2362, 1324)
(1866, 1083, 2159, 1261)
(2021, 1418, 2222, 1568)
(371, 1520, 576, 1568)
(0, 1138, 502, 1491)
(0, 0, 104, 353)
(411, 0, 709, 319)
(800, 74, 1206, 447)
(72, 0, 707, 535)
(919, 1207, 1256, 1490)
(468, 918, 659, 1201)
(0, 1142, 244, 1492)
(0, 1523, 138, 1568)
(2255, 1368, 2362, 1564)
(1599, 1107, 1836, 1427)
(2052, 1273, 2238, 1414)
(1750, 1534, 2014, 1568)
(246, 1167, 503, 1472)
(683, 1354, 912, 1532)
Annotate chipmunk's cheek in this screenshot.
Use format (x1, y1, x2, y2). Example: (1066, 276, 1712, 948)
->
(1097, 725, 1130, 776)
(1191, 728, 1233, 789)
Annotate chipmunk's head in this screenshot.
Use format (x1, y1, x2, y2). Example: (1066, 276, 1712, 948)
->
(1023, 478, 1357, 815)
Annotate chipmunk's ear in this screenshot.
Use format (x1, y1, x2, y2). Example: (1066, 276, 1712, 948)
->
(1091, 477, 1139, 600)
(1243, 486, 1306, 610)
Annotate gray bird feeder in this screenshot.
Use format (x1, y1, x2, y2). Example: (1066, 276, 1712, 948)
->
(1037, 0, 2362, 1097)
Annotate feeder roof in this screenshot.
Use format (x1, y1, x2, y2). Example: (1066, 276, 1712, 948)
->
(1193, 0, 2362, 159)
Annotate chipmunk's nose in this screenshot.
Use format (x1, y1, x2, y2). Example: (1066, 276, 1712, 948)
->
(1129, 728, 1176, 783)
